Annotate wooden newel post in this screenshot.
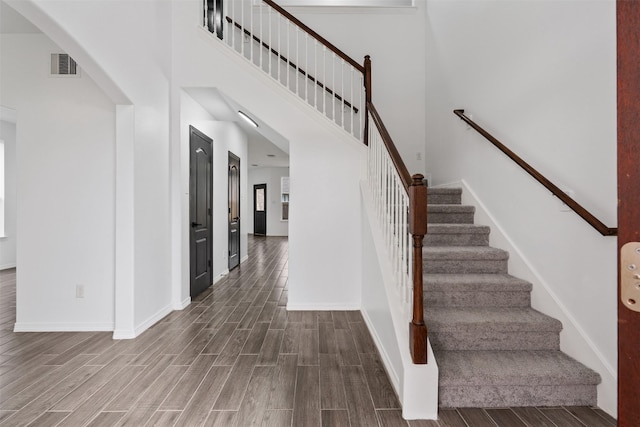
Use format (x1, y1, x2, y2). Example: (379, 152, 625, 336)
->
(409, 173, 428, 364)
(363, 55, 372, 146)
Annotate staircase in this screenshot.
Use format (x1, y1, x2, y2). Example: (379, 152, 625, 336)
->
(424, 187, 601, 408)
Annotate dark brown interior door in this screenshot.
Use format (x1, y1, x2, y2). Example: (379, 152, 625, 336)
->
(254, 184, 267, 236)
(228, 152, 240, 270)
(617, 3, 640, 425)
(189, 126, 213, 298)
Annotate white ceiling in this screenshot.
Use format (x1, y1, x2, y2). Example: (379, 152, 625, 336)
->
(184, 87, 290, 170)
(0, 1, 41, 34)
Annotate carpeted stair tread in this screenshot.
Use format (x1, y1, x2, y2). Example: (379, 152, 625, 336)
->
(427, 307, 562, 332)
(437, 350, 601, 387)
(427, 205, 475, 224)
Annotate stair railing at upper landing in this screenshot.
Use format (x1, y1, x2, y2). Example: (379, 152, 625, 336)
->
(204, 0, 429, 363)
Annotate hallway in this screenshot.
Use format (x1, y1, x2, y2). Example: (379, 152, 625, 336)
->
(0, 236, 616, 426)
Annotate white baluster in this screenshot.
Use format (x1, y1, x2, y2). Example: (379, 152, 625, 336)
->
(304, 33, 308, 102)
(295, 27, 299, 97)
(314, 40, 317, 109)
(268, 7, 272, 76)
(341, 60, 345, 130)
(286, 20, 290, 90)
(322, 47, 327, 114)
(350, 69, 354, 136)
(277, 13, 281, 82)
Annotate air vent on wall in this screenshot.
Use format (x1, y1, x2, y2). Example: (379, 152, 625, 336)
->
(50, 53, 79, 76)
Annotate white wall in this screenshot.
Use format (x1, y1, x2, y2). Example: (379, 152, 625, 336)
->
(247, 167, 290, 237)
(0, 33, 116, 330)
(8, 0, 175, 335)
(0, 119, 17, 270)
(424, 0, 617, 415)
(282, 3, 427, 175)
(180, 90, 249, 296)
(172, 0, 365, 310)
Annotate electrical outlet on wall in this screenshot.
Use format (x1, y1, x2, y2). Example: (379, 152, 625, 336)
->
(76, 284, 85, 299)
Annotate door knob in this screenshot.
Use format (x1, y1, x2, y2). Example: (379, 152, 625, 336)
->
(191, 222, 202, 227)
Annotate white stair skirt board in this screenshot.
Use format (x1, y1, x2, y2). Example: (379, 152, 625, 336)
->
(360, 181, 439, 420)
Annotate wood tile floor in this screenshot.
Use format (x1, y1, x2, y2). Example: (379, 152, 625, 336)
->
(0, 236, 617, 426)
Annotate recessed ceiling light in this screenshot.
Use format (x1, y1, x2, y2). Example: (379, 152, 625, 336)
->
(238, 110, 258, 128)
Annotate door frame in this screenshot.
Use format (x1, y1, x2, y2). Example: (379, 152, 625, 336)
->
(228, 151, 241, 270)
(617, 2, 640, 424)
(189, 126, 213, 298)
(253, 183, 267, 236)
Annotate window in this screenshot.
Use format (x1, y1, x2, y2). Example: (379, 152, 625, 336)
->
(281, 177, 290, 221)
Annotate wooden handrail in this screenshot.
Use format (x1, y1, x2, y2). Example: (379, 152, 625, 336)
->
(367, 102, 412, 190)
(263, 0, 365, 73)
(453, 109, 617, 236)
(225, 17, 359, 113)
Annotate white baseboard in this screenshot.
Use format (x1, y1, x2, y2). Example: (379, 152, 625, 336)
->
(173, 297, 191, 310)
(286, 303, 360, 311)
(112, 329, 136, 339)
(14, 322, 114, 332)
(214, 269, 229, 284)
(241, 255, 249, 264)
(133, 303, 173, 337)
(0, 263, 16, 271)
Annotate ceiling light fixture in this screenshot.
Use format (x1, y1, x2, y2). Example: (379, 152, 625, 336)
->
(238, 110, 258, 128)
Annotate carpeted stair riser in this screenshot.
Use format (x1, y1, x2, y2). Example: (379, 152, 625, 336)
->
(439, 384, 597, 408)
(423, 247, 509, 274)
(425, 224, 490, 247)
(425, 188, 462, 205)
(427, 307, 562, 351)
(427, 205, 475, 224)
(426, 290, 530, 307)
(425, 274, 532, 308)
(424, 187, 600, 408)
(430, 331, 559, 351)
